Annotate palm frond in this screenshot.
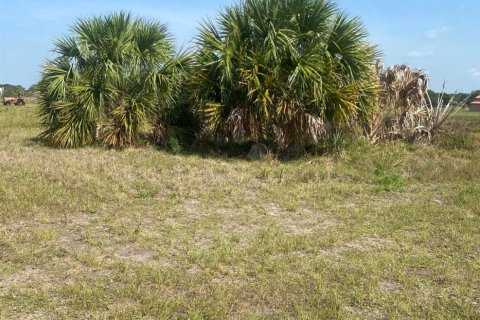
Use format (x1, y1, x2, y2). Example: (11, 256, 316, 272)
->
(38, 12, 187, 149)
(190, 0, 379, 149)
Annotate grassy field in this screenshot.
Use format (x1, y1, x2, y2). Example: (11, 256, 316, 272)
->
(1, 106, 479, 319)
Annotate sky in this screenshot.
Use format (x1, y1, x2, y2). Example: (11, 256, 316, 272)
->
(0, 0, 479, 92)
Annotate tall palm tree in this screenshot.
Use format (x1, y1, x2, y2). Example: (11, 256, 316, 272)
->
(38, 12, 188, 148)
(191, 0, 380, 149)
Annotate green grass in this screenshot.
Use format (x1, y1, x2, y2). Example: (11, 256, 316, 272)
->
(1, 106, 480, 319)
(454, 110, 480, 125)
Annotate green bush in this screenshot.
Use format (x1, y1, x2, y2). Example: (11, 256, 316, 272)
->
(191, 0, 379, 150)
(38, 12, 189, 149)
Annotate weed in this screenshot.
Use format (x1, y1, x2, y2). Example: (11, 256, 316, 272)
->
(373, 151, 404, 192)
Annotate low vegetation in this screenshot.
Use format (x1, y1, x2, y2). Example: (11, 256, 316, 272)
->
(1, 106, 479, 319)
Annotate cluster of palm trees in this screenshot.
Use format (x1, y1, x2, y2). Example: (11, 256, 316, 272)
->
(38, 0, 423, 151)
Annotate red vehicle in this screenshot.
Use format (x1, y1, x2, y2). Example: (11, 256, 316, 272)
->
(3, 97, 26, 106)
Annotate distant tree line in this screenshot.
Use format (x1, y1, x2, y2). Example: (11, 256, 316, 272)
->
(0, 84, 39, 97)
(0, 84, 25, 97)
(427, 89, 480, 107)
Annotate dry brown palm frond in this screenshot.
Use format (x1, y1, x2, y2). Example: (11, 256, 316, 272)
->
(101, 125, 132, 149)
(379, 64, 429, 115)
(273, 111, 329, 149)
(365, 64, 442, 143)
(225, 107, 262, 141)
(366, 70, 461, 143)
(149, 121, 168, 147)
(363, 111, 386, 144)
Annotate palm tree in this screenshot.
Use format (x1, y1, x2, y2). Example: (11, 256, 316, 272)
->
(191, 0, 380, 149)
(38, 12, 188, 148)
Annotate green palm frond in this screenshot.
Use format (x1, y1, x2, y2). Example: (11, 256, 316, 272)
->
(38, 12, 187, 149)
(191, 0, 380, 149)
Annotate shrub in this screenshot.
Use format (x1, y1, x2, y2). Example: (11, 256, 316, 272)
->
(38, 12, 189, 148)
(191, 0, 380, 150)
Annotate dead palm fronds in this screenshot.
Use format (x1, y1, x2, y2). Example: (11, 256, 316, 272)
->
(365, 64, 462, 143)
(380, 64, 429, 115)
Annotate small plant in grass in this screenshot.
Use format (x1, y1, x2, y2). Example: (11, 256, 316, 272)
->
(375, 172, 404, 192)
(135, 181, 159, 199)
(373, 152, 404, 191)
(302, 131, 368, 159)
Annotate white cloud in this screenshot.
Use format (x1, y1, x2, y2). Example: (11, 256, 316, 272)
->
(468, 68, 480, 80)
(407, 50, 435, 58)
(426, 26, 450, 39)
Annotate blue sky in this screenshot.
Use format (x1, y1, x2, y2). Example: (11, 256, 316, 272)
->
(0, 0, 479, 92)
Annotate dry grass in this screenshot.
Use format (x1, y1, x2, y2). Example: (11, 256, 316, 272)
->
(1, 106, 480, 319)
